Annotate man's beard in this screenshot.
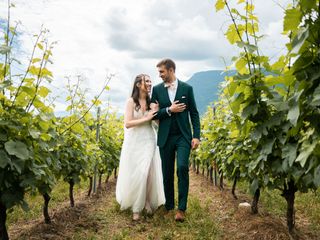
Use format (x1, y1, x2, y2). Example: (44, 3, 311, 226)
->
(163, 76, 171, 83)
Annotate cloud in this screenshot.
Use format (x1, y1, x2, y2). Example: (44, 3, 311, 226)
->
(0, 0, 289, 115)
(105, 2, 230, 62)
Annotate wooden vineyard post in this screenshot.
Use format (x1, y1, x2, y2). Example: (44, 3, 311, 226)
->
(93, 107, 101, 194)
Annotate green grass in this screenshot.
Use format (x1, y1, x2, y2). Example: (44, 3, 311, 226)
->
(185, 197, 221, 239)
(65, 178, 220, 240)
(292, 190, 320, 231)
(235, 180, 320, 231)
(102, 197, 220, 240)
(8, 174, 320, 239)
(7, 175, 221, 239)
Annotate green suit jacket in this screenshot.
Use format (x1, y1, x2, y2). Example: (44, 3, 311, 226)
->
(151, 80, 200, 148)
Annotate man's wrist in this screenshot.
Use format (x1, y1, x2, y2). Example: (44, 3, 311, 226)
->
(166, 107, 172, 116)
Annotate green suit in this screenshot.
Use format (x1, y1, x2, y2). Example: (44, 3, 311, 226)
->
(151, 80, 200, 211)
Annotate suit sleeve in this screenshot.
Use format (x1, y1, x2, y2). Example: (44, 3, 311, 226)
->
(156, 108, 171, 120)
(151, 86, 170, 120)
(151, 87, 157, 104)
(188, 86, 200, 139)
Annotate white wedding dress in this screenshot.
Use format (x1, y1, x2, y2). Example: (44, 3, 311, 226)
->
(116, 109, 165, 213)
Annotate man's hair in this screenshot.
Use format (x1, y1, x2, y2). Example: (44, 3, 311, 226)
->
(156, 58, 176, 72)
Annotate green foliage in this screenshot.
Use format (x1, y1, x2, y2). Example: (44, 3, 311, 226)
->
(0, 7, 123, 239)
(57, 77, 123, 187)
(196, 0, 320, 230)
(98, 111, 123, 176)
(1, 43, 58, 211)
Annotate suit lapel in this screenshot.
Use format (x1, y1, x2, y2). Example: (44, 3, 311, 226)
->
(174, 80, 183, 102)
(161, 83, 171, 105)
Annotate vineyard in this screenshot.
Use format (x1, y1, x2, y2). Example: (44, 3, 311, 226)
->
(0, 2, 123, 239)
(194, 0, 320, 236)
(1, 0, 320, 239)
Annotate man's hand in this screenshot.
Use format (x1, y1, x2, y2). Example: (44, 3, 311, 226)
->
(191, 138, 200, 150)
(170, 100, 186, 113)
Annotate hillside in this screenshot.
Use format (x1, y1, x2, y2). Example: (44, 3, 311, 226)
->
(186, 70, 232, 115)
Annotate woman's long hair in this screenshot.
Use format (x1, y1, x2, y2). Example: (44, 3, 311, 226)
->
(131, 74, 151, 112)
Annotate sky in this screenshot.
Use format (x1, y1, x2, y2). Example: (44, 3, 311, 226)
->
(0, 0, 290, 114)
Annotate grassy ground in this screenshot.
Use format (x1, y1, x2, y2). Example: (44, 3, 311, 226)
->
(9, 176, 220, 240)
(7, 181, 87, 224)
(236, 180, 320, 233)
(7, 171, 320, 240)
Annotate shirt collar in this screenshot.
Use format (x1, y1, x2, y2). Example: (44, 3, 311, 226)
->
(164, 79, 178, 88)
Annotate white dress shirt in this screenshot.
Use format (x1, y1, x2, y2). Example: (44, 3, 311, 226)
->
(165, 79, 178, 103)
(164, 79, 178, 116)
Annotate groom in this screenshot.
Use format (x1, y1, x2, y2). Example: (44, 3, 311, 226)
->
(151, 58, 200, 222)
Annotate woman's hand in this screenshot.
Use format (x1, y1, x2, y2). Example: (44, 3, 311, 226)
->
(145, 110, 158, 121)
(150, 102, 159, 112)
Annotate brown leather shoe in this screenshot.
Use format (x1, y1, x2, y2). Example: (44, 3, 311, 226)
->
(175, 210, 185, 222)
(161, 206, 173, 215)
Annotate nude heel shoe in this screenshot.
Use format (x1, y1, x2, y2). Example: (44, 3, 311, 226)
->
(132, 212, 140, 221)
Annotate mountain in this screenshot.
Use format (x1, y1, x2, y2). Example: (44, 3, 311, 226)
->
(186, 70, 228, 115)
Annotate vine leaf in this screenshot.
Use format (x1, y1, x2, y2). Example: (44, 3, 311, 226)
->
(226, 24, 244, 44)
(296, 141, 317, 167)
(291, 26, 309, 54)
(215, 0, 226, 11)
(287, 90, 303, 126)
(283, 8, 301, 32)
(5, 140, 30, 160)
(282, 143, 298, 167)
(250, 178, 259, 195)
(0, 45, 11, 54)
(311, 85, 320, 106)
(0, 150, 11, 168)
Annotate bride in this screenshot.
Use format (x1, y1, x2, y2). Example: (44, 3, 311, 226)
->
(116, 73, 165, 221)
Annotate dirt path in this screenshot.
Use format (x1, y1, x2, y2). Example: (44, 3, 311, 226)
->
(9, 171, 319, 240)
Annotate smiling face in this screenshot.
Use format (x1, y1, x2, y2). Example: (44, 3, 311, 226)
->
(137, 75, 151, 94)
(157, 65, 174, 83)
(144, 75, 152, 94)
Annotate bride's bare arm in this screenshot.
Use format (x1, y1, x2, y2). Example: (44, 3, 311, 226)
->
(124, 98, 157, 129)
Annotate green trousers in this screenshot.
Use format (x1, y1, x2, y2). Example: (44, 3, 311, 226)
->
(159, 134, 191, 211)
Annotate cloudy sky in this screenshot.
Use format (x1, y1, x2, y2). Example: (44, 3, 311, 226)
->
(0, 0, 290, 113)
